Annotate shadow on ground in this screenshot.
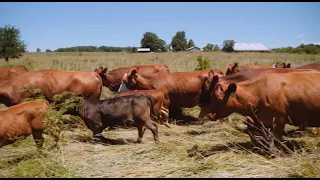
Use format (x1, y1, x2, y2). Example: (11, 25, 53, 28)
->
(74, 133, 137, 146)
(187, 139, 308, 159)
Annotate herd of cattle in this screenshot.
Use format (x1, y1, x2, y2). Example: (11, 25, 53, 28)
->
(0, 61, 320, 148)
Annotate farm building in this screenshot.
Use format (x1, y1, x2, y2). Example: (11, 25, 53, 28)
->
(233, 43, 271, 52)
(137, 48, 151, 53)
(186, 46, 202, 52)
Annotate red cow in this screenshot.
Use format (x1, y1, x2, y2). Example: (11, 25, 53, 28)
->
(95, 64, 170, 92)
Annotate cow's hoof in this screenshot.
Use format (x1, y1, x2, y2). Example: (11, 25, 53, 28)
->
(165, 123, 171, 128)
(137, 139, 142, 144)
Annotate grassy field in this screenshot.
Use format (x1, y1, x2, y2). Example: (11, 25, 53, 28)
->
(0, 51, 319, 178)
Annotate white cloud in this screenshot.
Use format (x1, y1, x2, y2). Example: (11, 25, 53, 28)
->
(43, 35, 51, 38)
(300, 40, 304, 44)
(314, 42, 320, 45)
(297, 32, 305, 39)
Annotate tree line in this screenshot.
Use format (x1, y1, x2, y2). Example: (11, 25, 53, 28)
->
(1, 24, 319, 63)
(272, 44, 320, 54)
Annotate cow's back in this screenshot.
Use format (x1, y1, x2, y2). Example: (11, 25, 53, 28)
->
(296, 62, 320, 71)
(223, 68, 317, 84)
(115, 89, 165, 116)
(0, 66, 28, 79)
(5, 69, 102, 104)
(248, 71, 320, 127)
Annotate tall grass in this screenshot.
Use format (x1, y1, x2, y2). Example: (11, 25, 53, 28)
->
(0, 51, 319, 178)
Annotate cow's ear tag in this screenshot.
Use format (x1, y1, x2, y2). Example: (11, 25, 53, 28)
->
(104, 71, 108, 75)
(230, 92, 236, 98)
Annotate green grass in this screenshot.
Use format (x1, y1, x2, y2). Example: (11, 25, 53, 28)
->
(0, 51, 319, 178)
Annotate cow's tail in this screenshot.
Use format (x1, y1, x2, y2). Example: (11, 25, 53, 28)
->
(79, 100, 86, 119)
(93, 72, 103, 99)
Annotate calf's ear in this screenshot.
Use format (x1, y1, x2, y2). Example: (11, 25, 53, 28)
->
(227, 83, 237, 93)
(286, 63, 291, 68)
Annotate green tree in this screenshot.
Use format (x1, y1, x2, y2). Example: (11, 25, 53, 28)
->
(171, 31, 188, 52)
(140, 32, 166, 52)
(46, 49, 52, 52)
(221, 40, 235, 52)
(213, 44, 220, 51)
(158, 39, 167, 52)
(188, 39, 195, 48)
(0, 25, 26, 62)
(203, 43, 214, 52)
(37, 48, 41, 52)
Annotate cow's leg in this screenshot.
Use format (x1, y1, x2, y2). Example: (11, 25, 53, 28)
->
(144, 120, 160, 143)
(32, 130, 44, 149)
(160, 108, 170, 128)
(272, 116, 286, 149)
(136, 122, 144, 143)
(92, 127, 105, 142)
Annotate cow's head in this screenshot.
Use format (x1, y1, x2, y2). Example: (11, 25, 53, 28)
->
(203, 69, 225, 92)
(274, 62, 291, 68)
(8, 66, 28, 77)
(122, 67, 140, 90)
(226, 62, 239, 75)
(201, 75, 238, 121)
(95, 66, 109, 86)
(199, 69, 225, 107)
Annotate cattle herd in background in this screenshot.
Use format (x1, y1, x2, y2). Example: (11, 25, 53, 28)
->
(0, 60, 320, 150)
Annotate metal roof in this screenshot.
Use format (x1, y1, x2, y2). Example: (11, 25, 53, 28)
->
(137, 48, 150, 51)
(233, 43, 271, 51)
(186, 46, 201, 51)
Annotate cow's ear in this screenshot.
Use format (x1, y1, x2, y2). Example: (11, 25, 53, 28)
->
(227, 83, 237, 93)
(210, 75, 220, 89)
(131, 69, 137, 76)
(286, 63, 291, 68)
(208, 70, 214, 78)
(102, 67, 108, 75)
(95, 68, 102, 74)
(232, 62, 238, 70)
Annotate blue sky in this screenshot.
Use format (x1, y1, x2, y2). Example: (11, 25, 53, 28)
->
(1, 2, 319, 52)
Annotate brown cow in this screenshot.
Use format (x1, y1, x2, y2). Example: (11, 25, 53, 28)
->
(95, 64, 170, 92)
(205, 71, 320, 144)
(0, 66, 28, 79)
(296, 62, 320, 70)
(122, 69, 224, 124)
(0, 69, 102, 107)
(115, 89, 170, 128)
(0, 99, 51, 148)
(199, 68, 318, 124)
(122, 69, 225, 108)
(295, 62, 320, 134)
(225, 62, 290, 75)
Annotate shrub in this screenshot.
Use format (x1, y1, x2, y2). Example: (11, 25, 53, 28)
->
(195, 56, 211, 71)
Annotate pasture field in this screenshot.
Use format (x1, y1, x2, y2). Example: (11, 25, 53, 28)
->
(0, 51, 319, 178)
